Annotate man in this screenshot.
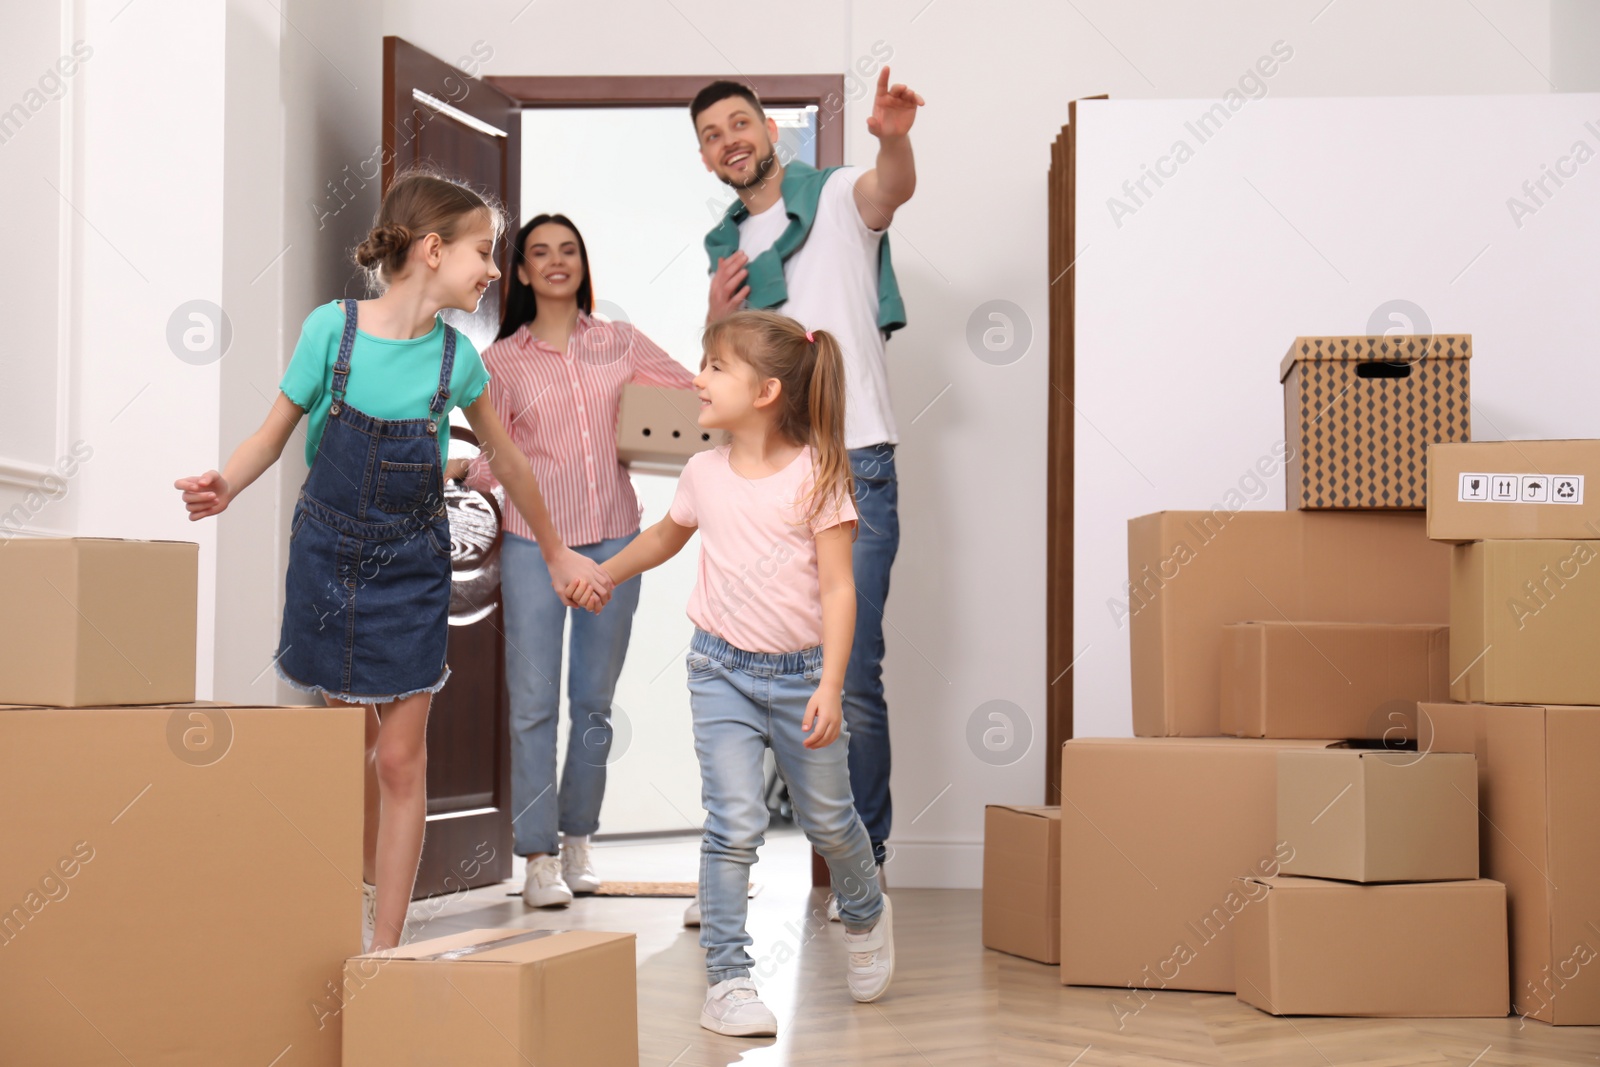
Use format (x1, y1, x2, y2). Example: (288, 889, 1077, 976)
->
(692, 69, 922, 902)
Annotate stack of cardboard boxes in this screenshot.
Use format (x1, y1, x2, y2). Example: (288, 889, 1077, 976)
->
(0, 537, 640, 1064)
(984, 333, 1593, 1023)
(1420, 440, 1600, 1025)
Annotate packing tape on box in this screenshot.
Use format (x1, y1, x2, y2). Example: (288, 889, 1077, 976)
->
(412, 929, 560, 962)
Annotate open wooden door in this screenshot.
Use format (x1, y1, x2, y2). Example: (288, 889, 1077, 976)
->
(383, 36, 521, 897)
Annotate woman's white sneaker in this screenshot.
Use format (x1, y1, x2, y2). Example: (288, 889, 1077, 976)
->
(842, 894, 894, 1003)
(522, 854, 573, 908)
(560, 835, 601, 894)
(361, 881, 377, 952)
(683, 896, 701, 926)
(700, 977, 777, 1037)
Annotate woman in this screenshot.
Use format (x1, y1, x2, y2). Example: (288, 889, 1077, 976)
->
(447, 213, 696, 906)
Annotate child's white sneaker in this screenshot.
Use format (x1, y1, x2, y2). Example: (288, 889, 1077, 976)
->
(522, 854, 573, 908)
(827, 896, 841, 922)
(561, 835, 601, 894)
(700, 977, 777, 1037)
(361, 881, 377, 952)
(842, 894, 894, 1003)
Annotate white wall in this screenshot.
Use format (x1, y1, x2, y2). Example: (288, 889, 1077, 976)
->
(20, 0, 1596, 886)
(1072, 92, 1600, 740)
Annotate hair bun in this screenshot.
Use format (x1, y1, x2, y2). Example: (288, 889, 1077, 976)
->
(355, 222, 414, 269)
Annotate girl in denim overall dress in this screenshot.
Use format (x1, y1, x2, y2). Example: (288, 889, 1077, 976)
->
(175, 171, 614, 952)
(568, 309, 893, 1036)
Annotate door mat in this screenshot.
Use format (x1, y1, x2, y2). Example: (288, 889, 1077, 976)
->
(505, 881, 759, 899)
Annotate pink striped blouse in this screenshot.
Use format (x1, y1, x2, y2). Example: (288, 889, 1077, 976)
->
(463, 313, 697, 547)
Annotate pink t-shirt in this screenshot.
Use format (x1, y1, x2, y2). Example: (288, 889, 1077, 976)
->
(669, 444, 858, 654)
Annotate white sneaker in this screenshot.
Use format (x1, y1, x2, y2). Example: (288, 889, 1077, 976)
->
(683, 897, 701, 927)
(700, 977, 778, 1037)
(561, 835, 601, 894)
(521, 854, 573, 908)
(842, 894, 894, 1003)
(361, 881, 377, 952)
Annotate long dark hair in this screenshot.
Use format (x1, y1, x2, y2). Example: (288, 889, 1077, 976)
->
(497, 213, 593, 341)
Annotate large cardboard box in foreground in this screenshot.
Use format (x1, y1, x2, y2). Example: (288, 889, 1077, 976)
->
(1449, 540, 1600, 705)
(0, 704, 363, 1065)
(1127, 511, 1450, 736)
(1281, 334, 1471, 510)
(1221, 621, 1448, 739)
(982, 805, 1060, 964)
(342, 928, 638, 1066)
(1277, 748, 1479, 883)
(1234, 876, 1508, 1018)
(1424, 701, 1600, 1024)
(1060, 737, 1336, 997)
(1428, 439, 1600, 543)
(0, 537, 198, 706)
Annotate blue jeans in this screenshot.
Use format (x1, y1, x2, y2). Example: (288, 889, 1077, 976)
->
(688, 629, 884, 984)
(844, 444, 899, 866)
(500, 531, 641, 856)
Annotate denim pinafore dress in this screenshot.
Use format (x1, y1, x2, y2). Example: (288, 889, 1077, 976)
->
(277, 299, 456, 703)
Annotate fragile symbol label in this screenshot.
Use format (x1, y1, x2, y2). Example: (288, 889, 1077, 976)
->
(1458, 472, 1584, 505)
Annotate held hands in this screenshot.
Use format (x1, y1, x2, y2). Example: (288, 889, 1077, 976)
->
(707, 252, 750, 324)
(866, 67, 924, 141)
(550, 550, 613, 614)
(564, 577, 606, 614)
(174, 471, 233, 521)
(802, 685, 844, 749)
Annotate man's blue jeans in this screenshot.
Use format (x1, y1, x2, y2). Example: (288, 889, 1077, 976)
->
(845, 444, 899, 866)
(500, 531, 641, 856)
(688, 628, 884, 984)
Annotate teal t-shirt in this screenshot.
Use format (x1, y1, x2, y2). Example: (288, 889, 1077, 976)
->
(280, 301, 491, 467)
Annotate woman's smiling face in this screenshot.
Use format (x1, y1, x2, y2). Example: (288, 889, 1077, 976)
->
(518, 222, 585, 302)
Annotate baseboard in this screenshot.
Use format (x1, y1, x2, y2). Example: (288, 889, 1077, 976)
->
(881, 839, 983, 889)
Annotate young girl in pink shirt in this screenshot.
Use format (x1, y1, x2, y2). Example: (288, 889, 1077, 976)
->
(569, 309, 892, 1036)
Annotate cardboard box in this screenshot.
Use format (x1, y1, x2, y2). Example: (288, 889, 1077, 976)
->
(1281, 334, 1471, 510)
(342, 928, 638, 1066)
(0, 537, 198, 706)
(982, 805, 1060, 964)
(1233, 876, 1508, 1017)
(0, 703, 362, 1066)
(1126, 511, 1451, 737)
(1277, 748, 1479, 883)
(1425, 701, 1600, 1024)
(1221, 621, 1448, 739)
(1428, 440, 1600, 543)
(1060, 737, 1337, 996)
(616, 385, 716, 472)
(1449, 540, 1600, 705)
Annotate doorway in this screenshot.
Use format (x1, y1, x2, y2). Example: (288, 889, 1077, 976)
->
(382, 38, 847, 892)
(517, 104, 821, 836)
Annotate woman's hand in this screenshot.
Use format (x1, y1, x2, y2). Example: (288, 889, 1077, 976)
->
(443, 457, 471, 483)
(802, 686, 844, 749)
(564, 577, 606, 614)
(174, 470, 233, 521)
(548, 549, 613, 613)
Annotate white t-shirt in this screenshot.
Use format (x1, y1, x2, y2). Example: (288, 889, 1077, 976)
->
(737, 167, 899, 450)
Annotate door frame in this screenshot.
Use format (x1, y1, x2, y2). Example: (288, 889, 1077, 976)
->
(486, 75, 846, 170)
